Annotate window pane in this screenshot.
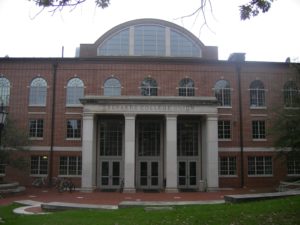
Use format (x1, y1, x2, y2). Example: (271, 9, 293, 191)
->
(29, 78, 47, 106)
(67, 119, 81, 138)
(104, 78, 121, 96)
(0, 77, 10, 106)
(66, 78, 84, 105)
(177, 121, 198, 156)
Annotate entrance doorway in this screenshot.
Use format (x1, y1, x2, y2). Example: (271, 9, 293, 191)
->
(97, 117, 124, 190)
(177, 118, 201, 190)
(99, 160, 122, 189)
(178, 160, 198, 189)
(136, 117, 163, 190)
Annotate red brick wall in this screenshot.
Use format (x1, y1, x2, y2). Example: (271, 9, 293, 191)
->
(0, 58, 298, 188)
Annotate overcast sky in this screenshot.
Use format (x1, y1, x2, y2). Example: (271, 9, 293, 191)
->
(0, 0, 299, 62)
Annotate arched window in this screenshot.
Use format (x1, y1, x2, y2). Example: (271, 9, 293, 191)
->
(29, 77, 47, 106)
(283, 81, 298, 107)
(66, 78, 84, 105)
(250, 80, 265, 107)
(178, 78, 195, 96)
(0, 77, 10, 106)
(140, 78, 158, 96)
(104, 78, 121, 96)
(214, 80, 231, 106)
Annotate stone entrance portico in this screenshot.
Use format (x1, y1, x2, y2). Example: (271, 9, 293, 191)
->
(80, 96, 219, 192)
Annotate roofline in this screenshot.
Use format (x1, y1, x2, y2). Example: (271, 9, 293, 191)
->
(91, 18, 206, 49)
(0, 56, 298, 67)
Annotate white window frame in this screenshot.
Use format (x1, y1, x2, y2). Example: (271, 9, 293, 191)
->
(252, 120, 266, 140)
(248, 156, 273, 176)
(218, 120, 231, 140)
(66, 78, 84, 106)
(59, 156, 82, 176)
(29, 77, 47, 106)
(30, 155, 48, 176)
(219, 156, 237, 176)
(0, 76, 10, 106)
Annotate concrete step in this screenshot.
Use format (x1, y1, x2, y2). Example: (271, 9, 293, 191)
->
(0, 186, 26, 196)
(0, 182, 19, 190)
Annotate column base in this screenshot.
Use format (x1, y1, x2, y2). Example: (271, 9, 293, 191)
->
(80, 186, 96, 193)
(123, 188, 136, 193)
(165, 188, 179, 193)
(206, 187, 219, 192)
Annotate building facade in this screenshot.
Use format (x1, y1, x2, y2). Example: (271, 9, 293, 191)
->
(0, 19, 299, 192)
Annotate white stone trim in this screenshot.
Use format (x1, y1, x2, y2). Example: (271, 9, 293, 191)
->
(218, 147, 276, 152)
(27, 146, 82, 152)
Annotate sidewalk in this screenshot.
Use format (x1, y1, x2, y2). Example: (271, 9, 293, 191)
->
(0, 187, 276, 214)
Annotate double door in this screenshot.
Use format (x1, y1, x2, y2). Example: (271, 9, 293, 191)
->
(137, 160, 161, 189)
(178, 160, 198, 189)
(99, 160, 122, 189)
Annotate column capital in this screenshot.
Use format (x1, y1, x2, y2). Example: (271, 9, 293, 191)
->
(124, 114, 136, 120)
(206, 114, 218, 121)
(165, 114, 177, 119)
(83, 112, 94, 119)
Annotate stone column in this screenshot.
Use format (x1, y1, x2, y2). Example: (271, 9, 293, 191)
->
(203, 115, 219, 191)
(123, 114, 136, 193)
(81, 113, 96, 192)
(165, 114, 178, 193)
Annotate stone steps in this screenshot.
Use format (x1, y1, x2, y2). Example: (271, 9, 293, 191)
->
(0, 182, 26, 197)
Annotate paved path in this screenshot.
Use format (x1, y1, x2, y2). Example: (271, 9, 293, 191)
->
(0, 186, 281, 214)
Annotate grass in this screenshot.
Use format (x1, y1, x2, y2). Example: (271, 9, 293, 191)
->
(0, 196, 300, 225)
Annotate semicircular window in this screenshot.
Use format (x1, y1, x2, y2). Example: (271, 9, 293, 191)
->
(104, 78, 121, 96)
(98, 28, 129, 56)
(141, 78, 158, 96)
(29, 77, 47, 106)
(0, 77, 10, 106)
(171, 30, 201, 57)
(178, 78, 195, 96)
(66, 78, 84, 105)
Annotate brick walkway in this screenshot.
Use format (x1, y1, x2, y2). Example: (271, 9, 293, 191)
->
(0, 187, 275, 206)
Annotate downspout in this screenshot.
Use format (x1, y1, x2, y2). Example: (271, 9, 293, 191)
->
(237, 64, 245, 188)
(229, 53, 245, 188)
(49, 62, 58, 186)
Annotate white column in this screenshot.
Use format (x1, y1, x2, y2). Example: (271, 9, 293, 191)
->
(81, 113, 96, 192)
(203, 115, 219, 191)
(123, 114, 136, 193)
(165, 114, 178, 193)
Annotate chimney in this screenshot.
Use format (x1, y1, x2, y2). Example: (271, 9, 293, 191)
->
(228, 53, 246, 62)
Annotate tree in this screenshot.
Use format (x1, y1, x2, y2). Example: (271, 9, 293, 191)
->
(29, 0, 274, 20)
(0, 118, 29, 180)
(271, 65, 300, 166)
(240, 0, 274, 20)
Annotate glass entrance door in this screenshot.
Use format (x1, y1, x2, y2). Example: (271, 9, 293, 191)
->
(178, 160, 198, 189)
(100, 160, 122, 189)
(136, 119, 162, 190)
(139, 161, 160, 189)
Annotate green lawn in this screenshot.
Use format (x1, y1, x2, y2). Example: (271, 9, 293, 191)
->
(1, 196, 300, 225)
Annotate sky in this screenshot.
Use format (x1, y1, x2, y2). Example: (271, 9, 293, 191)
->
(0, 0, 299, 62)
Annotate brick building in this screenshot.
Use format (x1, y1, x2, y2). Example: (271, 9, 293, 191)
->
(0, 19, 299, 192)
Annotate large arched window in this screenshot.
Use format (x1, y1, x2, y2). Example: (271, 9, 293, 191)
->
(66, 78, 84, 105)
(0, 76, 10, 106)
(29, 77, 47, 106)
(283, 81, 298, 107)
(214, 80, 231, 106)
(104, 78, 121, 96)
(178, 78, 195, 96)
(140, 78, 158, 96)
(250, 80, 265, 107)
